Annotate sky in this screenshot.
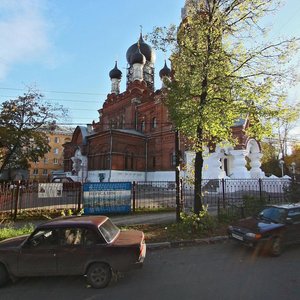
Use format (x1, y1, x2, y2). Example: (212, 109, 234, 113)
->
(0, 0, 300, 139)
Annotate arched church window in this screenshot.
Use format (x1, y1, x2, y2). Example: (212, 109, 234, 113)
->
(152, 117, 157, 129)
(141, 120, 145, 132)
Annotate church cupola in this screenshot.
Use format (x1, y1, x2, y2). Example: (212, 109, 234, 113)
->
(109, 61, 122, 94)
(131, 45, 146, 81)
(126, 32, 156, 89)
(159, 60, 171, 88)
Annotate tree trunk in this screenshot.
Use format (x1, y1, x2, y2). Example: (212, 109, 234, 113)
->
(194, 149, 204, 214)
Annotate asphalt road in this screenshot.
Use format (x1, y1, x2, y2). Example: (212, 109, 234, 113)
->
(1, 241, 300, 300)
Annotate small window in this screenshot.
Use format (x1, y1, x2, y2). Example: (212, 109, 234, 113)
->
(53, 158, 59, 165)
(33, 169, 39, 175)
(54, 137, 60, 143)
(141, 120, 145, 132)
(152, 117, 157, 129)
(170, 152, 176, 167)
(43, 158, 48, 164)
(42, 169, 48, 175)
(53, 148, 59, 155)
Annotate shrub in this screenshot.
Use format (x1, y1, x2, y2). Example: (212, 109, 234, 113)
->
(179, 206, 217, 233)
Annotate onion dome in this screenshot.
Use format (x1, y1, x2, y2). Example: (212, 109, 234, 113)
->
(126, 33, 156, 64)
(159, 60, 171, 78)
(130, 45, 146, 65)
(109, 61, 122, 79)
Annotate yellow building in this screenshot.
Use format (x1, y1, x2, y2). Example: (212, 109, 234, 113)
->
(29, 126, 74, 181)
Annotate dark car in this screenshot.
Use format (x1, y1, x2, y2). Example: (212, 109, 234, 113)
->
(0, 215, 146, 288)
(228, 203, 300, 256)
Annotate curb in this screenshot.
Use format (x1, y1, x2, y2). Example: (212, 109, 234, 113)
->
(147, 235, 228, 250)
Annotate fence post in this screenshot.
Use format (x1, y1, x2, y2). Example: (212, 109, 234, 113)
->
(13, 183, 20, 221)
(77, 183, 82, 212)
(259, 178, 262, 202)
(132, 181, 136, 213)
(222, 178, 226, 208)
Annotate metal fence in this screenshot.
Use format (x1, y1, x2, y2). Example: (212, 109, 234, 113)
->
(0, 178, 298, 220)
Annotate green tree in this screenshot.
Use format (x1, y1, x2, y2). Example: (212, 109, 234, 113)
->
(148, 0, 299, 213)
(0, 90, 68, 178)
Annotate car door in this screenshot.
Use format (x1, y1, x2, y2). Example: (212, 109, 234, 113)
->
(18, 228, 59, 276)
(56, 227, 107, 275)
(286, 208, 300, 244)
(55, 227, 87, 275)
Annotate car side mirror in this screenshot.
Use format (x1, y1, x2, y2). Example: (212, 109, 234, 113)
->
(285, 217, 293, 225)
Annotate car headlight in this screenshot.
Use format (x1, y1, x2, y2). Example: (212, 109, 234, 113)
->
(245, 232, 262, 240)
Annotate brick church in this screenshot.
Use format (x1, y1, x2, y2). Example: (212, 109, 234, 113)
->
(63, 1, 265, 183)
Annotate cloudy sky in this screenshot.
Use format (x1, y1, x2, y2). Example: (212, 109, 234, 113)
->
(0, 0, 299, 138)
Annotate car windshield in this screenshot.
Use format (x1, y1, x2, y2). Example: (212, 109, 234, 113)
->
(98, 219, 120, 243)
(259, 207, 286, 223)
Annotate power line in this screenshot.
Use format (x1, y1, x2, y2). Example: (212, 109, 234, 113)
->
(0, 87, 106, 96)
(0, 95, 100, 103)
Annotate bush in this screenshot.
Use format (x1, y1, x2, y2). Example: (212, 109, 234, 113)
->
(178, 206, 217, 234)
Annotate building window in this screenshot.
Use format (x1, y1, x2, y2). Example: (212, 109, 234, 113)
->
(53, 148, 59, 155)
(43, 158, 48, 164)
(47, 137, 51, 143)
(42, 169, 48, 176)
(54, 137, 60, 143)
(152, 117, 157, 129)
(125, 152, 134, 170)
(33, 169, 38, 175)
(170, 152, 176, 167)
(54, 158, 59, 165)
(141, 120, 145, 132)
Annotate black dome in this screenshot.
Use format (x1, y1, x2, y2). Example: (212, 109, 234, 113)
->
(109, 61, 122, 79)
(159, 60, 171, 78)
(130, 47, 146, 65)
(126, 33, 156, 64)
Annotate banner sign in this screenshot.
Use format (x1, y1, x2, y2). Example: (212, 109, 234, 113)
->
(38, 183, 63, 198)
(83, 182, 132, 214)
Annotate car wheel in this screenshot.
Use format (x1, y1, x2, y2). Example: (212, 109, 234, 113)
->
(0, 264, 9, 287)
(87, 263, 112, 288)
(270, 237, 283, 256)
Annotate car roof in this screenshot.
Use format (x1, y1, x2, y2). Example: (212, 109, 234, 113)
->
(38, 215, 109, 229)
(269, 203, 300, 210)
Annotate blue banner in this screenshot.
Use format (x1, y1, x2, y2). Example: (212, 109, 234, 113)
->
(83, 182, 132, 214)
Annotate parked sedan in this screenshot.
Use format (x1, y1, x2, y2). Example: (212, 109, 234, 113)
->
(0, 215, 146, 288)
(228, 203, 300, 256)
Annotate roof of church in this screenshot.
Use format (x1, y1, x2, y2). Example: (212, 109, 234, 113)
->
(126, 33, 156, 64)
(113, 128, 146, 137)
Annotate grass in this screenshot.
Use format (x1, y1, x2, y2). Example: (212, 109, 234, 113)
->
(0, 223, 34, 241)
(122, 222, 229, 243)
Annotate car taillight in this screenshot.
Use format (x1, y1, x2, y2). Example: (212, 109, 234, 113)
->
(139, 234, 145, 259)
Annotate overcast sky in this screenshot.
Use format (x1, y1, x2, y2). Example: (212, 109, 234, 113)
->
(0, 0, 299, 139)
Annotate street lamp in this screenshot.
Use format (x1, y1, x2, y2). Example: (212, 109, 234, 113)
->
(279, 160, 284, 177)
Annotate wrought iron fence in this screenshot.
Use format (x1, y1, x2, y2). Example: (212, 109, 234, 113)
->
(0, 178, 298, 220)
